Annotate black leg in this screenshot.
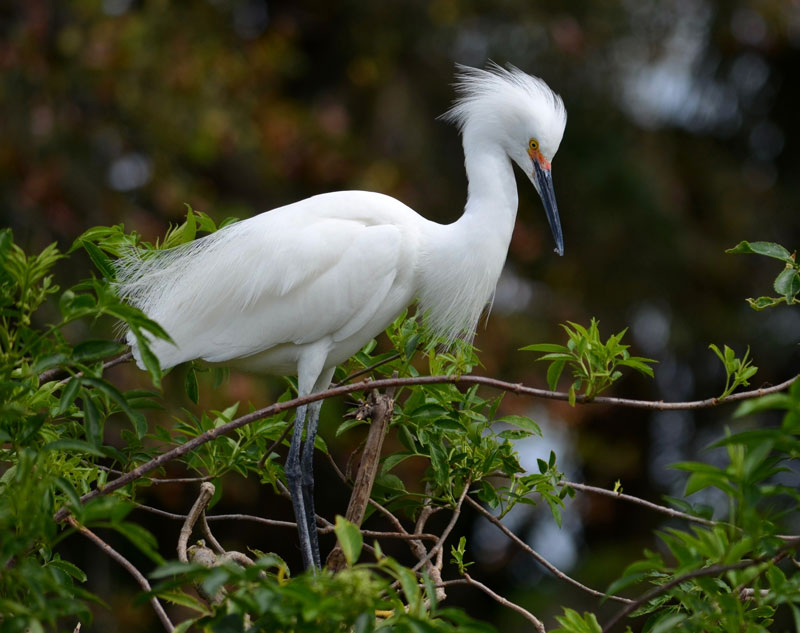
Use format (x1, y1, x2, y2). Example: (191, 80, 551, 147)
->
(300, 398, 324, 569)
(286, 403, 317, 571)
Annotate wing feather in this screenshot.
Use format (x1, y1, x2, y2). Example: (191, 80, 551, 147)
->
(116, 193, 412, 370)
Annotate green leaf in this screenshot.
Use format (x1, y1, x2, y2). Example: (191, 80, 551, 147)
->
(71, 340, 126, 364)
(83, 396, 102, 447)
(47, 558, 88, 582)
(57, 377, 81, 415)
(109, 521, 165, 565)
(34, 353, 69, 376)
(44, 438, 106, 457)
(520, 343, 569, 353)
(184, 365, 199, 404)
(334, 515, 363, 566)
(82, 377, 147, 437)
(746, 295, 784, 310)
(80, 239, 117, 280)
(774, 267, 800, 303)
(497, 415, 541, 436)
(546, 359, 566, 391)
(726, 240, 792, 262)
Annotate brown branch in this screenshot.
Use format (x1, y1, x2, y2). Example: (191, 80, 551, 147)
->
(53, 372, 800, 523)
(562, 481, 716, 527)
(65, 516, 174, 632)
(466, 496, 632, 604)
(442, 575, 546, 633)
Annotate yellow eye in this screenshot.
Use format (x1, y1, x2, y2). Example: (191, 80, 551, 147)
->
(529, 138, 539, 151)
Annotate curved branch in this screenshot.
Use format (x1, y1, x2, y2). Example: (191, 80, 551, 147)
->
(562, 481, 716, 527)
(466, 496, 632, 605)
(441, 576, 546, 633)
(65, 516, 173, 632)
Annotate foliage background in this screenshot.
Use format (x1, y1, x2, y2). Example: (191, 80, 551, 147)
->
(1, 0, 799, 630)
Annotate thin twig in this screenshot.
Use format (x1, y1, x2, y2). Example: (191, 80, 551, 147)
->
(441, 575, 546, 633)
(65, 516, 174, 632)
(563, 482, 799, 542)
(53, 372, 800, 523)
(562, 481, 716, 527)
(201, 513, 226, 555)
(412, 480, 470, 573)
(466, 496, 632, 604)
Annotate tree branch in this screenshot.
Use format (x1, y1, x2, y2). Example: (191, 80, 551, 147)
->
(441, 575, 547, 633)
(65, 516, 174, 632)
(465, 496, 632, 604)
(561, 481, 716, 527)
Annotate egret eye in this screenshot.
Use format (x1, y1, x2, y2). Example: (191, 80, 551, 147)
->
(529, 138, 539, 151)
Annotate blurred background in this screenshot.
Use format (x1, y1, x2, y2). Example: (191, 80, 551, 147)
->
(2, 0, 799, 630)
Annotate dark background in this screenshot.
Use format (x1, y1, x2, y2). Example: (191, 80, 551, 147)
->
(2, 1, 799, 630)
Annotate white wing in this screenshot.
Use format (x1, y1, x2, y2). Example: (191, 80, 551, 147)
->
(117, 192, 421, 371)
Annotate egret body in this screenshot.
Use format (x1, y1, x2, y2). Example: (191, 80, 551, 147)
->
(117, 63, 567, 571)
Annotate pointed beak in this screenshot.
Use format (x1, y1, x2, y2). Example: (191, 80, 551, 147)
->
(532, 160, 564, 256)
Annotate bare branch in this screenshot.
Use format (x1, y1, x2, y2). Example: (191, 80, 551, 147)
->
(442, 575, 547, 633)
(466, 496, 632, 604)
(65, 516, 174, 632)
(562, 481, 716, 527)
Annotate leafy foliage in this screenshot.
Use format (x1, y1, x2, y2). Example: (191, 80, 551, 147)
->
(2, 223, 799, 633)
(708, 343, 758, 399)
(727, 241, 800, 311)
(522, 318, 656, 405)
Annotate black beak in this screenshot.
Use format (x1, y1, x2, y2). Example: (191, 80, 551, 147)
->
(533, 161, 564, 256)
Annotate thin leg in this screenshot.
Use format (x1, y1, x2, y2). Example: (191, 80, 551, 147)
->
(300, 367, 335, 569)
(286, 402, 316, 571)
(300, 398, 324, 568)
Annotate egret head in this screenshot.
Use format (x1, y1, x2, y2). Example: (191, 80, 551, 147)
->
(441, 62, 568, 255)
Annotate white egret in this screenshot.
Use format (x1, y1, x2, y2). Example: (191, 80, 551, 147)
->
(116, 63, 567, 571)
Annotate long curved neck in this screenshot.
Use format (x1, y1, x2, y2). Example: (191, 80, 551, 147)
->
(416, 130, 519, 343)
(459, 129, 518, 243)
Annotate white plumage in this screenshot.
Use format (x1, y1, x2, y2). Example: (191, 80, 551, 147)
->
(116, 63, 567, 571)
